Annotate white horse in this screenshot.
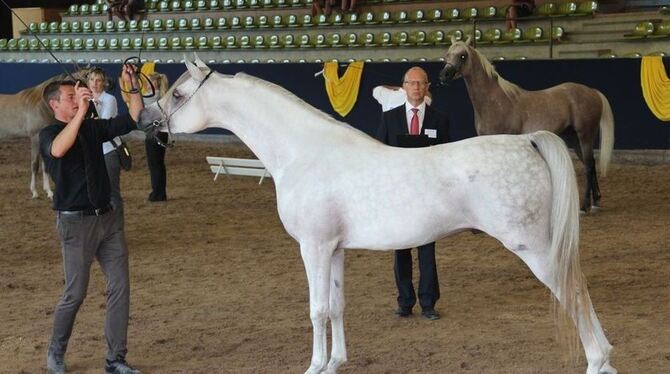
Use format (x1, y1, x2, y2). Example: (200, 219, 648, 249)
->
(138, 59, 617, 374)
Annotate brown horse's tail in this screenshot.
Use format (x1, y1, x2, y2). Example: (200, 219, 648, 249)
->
(597, 92, 614, 177)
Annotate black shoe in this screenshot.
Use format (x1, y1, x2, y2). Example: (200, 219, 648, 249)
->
(395, 307, 412, 317)
(421, 308, 440, 321)
(105, 359, 142, 374)
(147, 193, 167, 202)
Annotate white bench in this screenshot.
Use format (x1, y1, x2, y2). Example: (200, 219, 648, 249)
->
(206, 156, 271, 185)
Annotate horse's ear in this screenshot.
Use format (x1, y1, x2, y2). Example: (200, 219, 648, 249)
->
(193, 53, 208, 69)
(450, 35, 457, 45)
(465, 36, 472, 46)
(185, 59, 205, 81)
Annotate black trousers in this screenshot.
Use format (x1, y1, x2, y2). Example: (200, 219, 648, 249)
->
(144, 132, 167, 200)
(394, 242, 440, 310)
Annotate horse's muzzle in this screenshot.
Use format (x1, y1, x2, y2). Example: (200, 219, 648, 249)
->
(439, 65, 456, 85)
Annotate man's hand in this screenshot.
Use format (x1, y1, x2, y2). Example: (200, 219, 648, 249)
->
(75, 80, 92, 114)
(121, 62, 140, 91)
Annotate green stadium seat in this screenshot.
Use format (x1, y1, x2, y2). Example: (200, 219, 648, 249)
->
(427, 9, 444, 22)
(49, 22, 59, 33)
(462, 7, 478, 20)
(537, 2, 557, 16)
(27, 22, 38, 34)
(121, 37, 132, 49)
(153, 19, 164, 31)
(445, 8, 461, 21)
(346, 32, 360, 47)
(447, 29, 463, 43)
(622, 52, 642, 58)
(225, 35, 238, 48)
(271, 15, 285, 27)
(85, 38, 96, 50)
(362, 11, 378, 25)
(39, 22, 48, 33)
(210, 35, 223, 48)
(101, 3, 110, 13)
(217, 17, 229, 29)
(184, 0, 196, 10)
(108, 38, 120, 50)
(209, 0, 222, 9)
(170, 0, 183, 11)
(380, 31, 394, 47)
(466, 29, 482, 43)
(268, 34, 281, 48)
(73, 38, 84, 50)
(158, 0, 169, 11)
(158, 37, 169, 49)
(71, 21, 82, 33)
(222, 0, 234, 9)
(231, 16, 242, 28)
(82, 21, 93, 33)
(18, 38, 29, 51)
(197, 0, 208, 9)
(625, 21, 653, 38)
(29, 38, 41, 50)
(316, 14, 330, 26)
(523, 26, 543, 41)
(283, 34, 296, 48)
(412, 30, 429, 46)
(651, 20, 670, 37)
(128, 20, 139, 31)
(289, 0, 301, 7)
(165, 18, 177, 30)
(557, 2, 577, 16)
(170, 36, 183, 49)
(250, 0, 261, 8)
(7, 38, 19, 50)
(394, 31, 412, 46)
(96, 38, 107, 50)
(576, 1, 598, 16)
(105, 20, 116, 32)
(332, 13, 346, 26)
(184, 36, 196, 49)
(299, 14, 313, 26)
(235, 0, 247, 8)
(313, 33, 327, 48)
(428, 30, 447, 45)
(328, 33, 345, 47)
(552, 26, 565, 41)
(482, 28, 502, 44)
(132, 37, 143, 49)
(298, 34, 311, 48)
(79, 4, 90, 15)
(276, 0, 289, 7)
(59, 21, 71, 33)
(197, 36, 209, 49)
(67, 4, 79, 15)
(347, 12, 361, 25)
(178, 18, 189, 30)
(499, 27, 523, 43)
(117, 20, 128, 32)
(412, 10, 428, 23)
(262, 0, 275, 7)
(258, 15, 270, 27)
(394, 11, 410, 24)
(91, 4, 101, 14)
(479, 6, 497, 18)
(362, 32, 376, 47)
(239, 35, 252, 48)
(204, 17, 215, 29)
(244, 15, 256, 28)
(140, 19, 151, 31)
(253, 35, 267, 48)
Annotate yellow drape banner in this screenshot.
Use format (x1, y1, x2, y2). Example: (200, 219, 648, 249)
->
(640, 56, 670, 121)
(323, 61, 364, 117)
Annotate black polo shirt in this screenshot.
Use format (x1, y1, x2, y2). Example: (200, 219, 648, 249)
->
(39, 113, 137, 211)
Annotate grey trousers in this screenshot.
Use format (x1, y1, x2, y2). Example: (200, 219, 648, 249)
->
(48, 207, 130, 362)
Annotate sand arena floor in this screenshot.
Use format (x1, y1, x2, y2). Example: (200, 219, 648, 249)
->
(0, 137, 668, 374)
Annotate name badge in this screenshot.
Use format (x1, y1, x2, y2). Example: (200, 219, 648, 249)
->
(424, 129, 437, 139)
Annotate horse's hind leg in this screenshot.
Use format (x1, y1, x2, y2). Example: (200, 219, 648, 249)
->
(30, 135, 40, 199)
(326, 248, 347, 373)
(511, 246, 615, 374)
(587, 155, 601, 212)
(300, 240, 336, 374)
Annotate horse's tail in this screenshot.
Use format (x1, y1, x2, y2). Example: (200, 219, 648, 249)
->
(597, 91, 615, 177)
(529, 130, 593, 359)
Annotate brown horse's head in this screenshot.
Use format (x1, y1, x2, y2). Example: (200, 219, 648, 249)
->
(439, 36, 475, 84)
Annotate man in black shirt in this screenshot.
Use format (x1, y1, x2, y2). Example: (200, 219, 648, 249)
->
(39, 63, 143, 374)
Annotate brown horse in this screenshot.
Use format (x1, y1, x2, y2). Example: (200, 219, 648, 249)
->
(439, 38, 614, 213)
(0, 74, 68, 198)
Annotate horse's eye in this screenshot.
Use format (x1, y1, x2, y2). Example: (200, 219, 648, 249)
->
(460, 54, 467, 61)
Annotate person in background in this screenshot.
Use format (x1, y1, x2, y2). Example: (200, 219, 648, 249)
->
(372, 85, 432, 113)
(375, 66, 450, 321)
(142, 72, 169, 202)
(506, 0, 536, 30)
(40, 63, 143, 374)
(87, 67, 124, 211)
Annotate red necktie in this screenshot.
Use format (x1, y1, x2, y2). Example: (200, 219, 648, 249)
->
(410, 108, 419, 135)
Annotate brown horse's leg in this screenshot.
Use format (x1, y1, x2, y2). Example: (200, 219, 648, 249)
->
(589, 156, 601, 208)
(579, 143, 597, 213)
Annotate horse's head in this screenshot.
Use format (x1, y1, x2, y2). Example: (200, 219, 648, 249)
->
(138, 56, 217, 143)
(439, 36, 475, 84)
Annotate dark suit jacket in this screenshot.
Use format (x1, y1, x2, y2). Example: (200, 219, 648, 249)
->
(375, 104, 450, 147)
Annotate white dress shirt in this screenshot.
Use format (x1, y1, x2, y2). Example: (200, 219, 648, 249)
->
(372, 86, 432, 112)
(93, 91, 120, 155)
(404, 101, 427, 134)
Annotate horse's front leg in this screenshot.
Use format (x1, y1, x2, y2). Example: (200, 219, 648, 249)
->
(41, 159, 53, 199)
(30, 135, 40, 199)
(325, 248, 347, 373)
(300, 240, 335, 374)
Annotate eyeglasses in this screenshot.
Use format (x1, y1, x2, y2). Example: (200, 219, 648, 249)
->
(403, 80, 429, 86)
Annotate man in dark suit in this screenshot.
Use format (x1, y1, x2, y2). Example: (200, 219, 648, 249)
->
(375, 66, 450, 321)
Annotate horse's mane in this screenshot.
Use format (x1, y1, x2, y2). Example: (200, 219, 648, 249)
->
(463, 43, 523, 99)
(234, 72, 356, 129)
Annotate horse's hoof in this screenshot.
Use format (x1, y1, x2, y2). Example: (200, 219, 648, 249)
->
(590, 205, 601, 213)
